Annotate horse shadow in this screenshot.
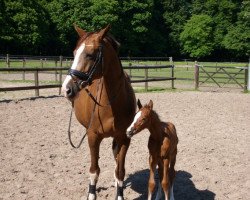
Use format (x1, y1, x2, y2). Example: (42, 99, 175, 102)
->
(124, 169, 215, 200)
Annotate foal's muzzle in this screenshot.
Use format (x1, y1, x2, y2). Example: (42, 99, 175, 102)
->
(126, 128, 136, 138)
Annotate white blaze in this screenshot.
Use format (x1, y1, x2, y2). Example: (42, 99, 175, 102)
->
(126, 111, 142, 132)
(61, 43, 86, 96)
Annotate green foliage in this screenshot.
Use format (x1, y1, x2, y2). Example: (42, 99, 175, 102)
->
(223, 1, 250, 56)
(1, 0, 51, 54)
(0, 0, 248, 60)
(180, 14, 215, 58)
(162, 0, 192, 55)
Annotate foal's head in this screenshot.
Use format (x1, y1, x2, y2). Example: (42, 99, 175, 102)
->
(126, 99, 153, 138)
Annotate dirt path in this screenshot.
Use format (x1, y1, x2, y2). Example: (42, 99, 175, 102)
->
(0, 92, 249, 200)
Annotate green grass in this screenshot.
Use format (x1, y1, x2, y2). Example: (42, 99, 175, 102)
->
(1, 59, 247, 91)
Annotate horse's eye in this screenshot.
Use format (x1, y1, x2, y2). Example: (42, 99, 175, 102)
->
(86, 54, 95, 60)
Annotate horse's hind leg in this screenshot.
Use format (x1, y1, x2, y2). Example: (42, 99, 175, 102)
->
(87, 133, 102, 200)
(113, 136, 130, 200)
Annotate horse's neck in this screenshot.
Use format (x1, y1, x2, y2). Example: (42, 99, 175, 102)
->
(103, 54, 124, 92)
(148, 111, 163, 141)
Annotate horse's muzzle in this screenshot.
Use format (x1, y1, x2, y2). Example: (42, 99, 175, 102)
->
(64, 84, 80, 101)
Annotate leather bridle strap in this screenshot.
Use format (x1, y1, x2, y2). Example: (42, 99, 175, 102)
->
(68, 45, 103, 88)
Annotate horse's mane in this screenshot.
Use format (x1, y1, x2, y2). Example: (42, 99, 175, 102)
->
(105, 34, 120, 53)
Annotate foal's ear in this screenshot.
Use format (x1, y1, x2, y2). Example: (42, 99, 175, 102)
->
(74, 23, 87, 38)
(137, 99, 142, 109)
(97, 24, 111, 41)
(148, 100, 153, 110)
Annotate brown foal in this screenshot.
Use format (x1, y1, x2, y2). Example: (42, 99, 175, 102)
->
(126, 99, 178, 200)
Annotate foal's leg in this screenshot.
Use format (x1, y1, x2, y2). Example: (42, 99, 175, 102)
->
(148, 155, 157, 200)
(161, 158, 170, 200)
(87, 133, 102, 200)
(113, 136, 130, 200)
(169, 152, 177, 200)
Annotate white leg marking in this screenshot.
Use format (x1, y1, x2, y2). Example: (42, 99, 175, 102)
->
(169, 184, 175, 200)
(88, 194, 96, 200)
(88, 172, 98, 200)
(89, 172, 98, 185)
(126, 111, 142, 132)
(148, 192, 152, 200)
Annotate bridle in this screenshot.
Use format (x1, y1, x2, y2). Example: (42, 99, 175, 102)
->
(68, 44, 103, 90)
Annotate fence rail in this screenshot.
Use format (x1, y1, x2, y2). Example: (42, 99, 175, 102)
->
(194, 63, 248, 92)
(0, 65, 175, 96)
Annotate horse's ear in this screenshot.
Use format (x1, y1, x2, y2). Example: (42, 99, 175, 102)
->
(74, 23, 87, 38)
(137, 99, 142, 109)
(97, 24, 111, 40)
(148, 100, 153, 110)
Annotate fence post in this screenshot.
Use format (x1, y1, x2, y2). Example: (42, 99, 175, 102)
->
(55, 59, 58, 81)
(247, 57, 250, 92)
(40, 59, 44, 68)
(145, 67, 148, 91)
(59, 56, 63, 95)
(34, 69, 39, 97)
(129, 62, 132, 78)
(194, 61, 199, 90)
(22, 59, 26, 80)
(169, 57, 175, 89)
(6, 54, 10, 68)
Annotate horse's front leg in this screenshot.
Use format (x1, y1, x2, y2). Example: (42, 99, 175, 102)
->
(113, 136, 130, 200)
(87, 132, 102, 200)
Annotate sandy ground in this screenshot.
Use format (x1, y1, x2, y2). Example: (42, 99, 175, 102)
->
(0, 90, 249, 200)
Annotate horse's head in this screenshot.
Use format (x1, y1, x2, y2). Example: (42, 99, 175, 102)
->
(126, 99, 153, 138)
(62, 24, 111, 101)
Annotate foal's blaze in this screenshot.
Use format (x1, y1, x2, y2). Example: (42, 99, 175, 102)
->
(126, 99, 178, 200)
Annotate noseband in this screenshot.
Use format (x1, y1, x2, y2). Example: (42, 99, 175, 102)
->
(68, 45, 103, 89)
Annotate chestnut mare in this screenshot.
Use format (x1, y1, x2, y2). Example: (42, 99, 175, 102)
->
(126, 99, 178, 200)
(62, 25, 136, 200)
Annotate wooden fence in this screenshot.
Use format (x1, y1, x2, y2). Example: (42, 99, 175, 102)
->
(194, 63, 249, 92)
(0, 65, 175, 97)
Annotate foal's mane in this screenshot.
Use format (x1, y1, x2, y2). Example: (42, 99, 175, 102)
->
(144, 105, 161, 123)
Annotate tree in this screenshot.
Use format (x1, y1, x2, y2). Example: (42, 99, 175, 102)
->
(180, 14, 215, 58)
(1, 0, 51, 54)
(223, 1, 250, 57)
(162, 0, 192, 56)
